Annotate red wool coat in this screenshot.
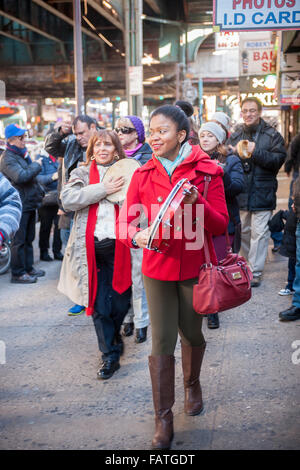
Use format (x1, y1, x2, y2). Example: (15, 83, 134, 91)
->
(118, 145, 229, 281)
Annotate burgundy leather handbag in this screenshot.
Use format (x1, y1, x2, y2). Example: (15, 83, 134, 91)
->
(193, 177, 253, 315)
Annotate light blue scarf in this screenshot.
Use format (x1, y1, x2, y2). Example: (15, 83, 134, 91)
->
(155, 142, 192, 177)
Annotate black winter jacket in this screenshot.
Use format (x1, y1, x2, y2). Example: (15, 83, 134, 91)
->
(228, 119, 286, 211)
(130, 142, 152, 166)
(0, 148, 43, 211)
(35, 153, 59, 193)
(45, 131, 83, 182)
(211, 153, 245, 234)
(284, 132, 300, 176)
(279, 209, 296, 260)
(268, 209, 285, 233)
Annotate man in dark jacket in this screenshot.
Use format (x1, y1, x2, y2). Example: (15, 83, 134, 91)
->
(228, 97, 286, 287)
(45, 115, 98, 183)
(0, 124, 45, 283)
(35, 149, 62, 262)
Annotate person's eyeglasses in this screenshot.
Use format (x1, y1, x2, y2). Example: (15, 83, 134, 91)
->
(114, 127, 136, 134)
(241, 109, 258, 115)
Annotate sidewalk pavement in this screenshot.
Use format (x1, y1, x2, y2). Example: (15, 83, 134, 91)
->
(0, 241, 299, 450)
(0, 172, 299, 450)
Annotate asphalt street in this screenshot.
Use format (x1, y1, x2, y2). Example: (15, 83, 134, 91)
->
(0, 171, 299, 451)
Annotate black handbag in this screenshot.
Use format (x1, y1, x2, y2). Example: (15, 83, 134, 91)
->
(42, 190, 58, 207)
(94, 237, 115, 256)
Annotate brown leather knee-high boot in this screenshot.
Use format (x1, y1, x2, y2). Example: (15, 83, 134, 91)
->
(181, 342, 206, 416)
(148, 355, 175, 449)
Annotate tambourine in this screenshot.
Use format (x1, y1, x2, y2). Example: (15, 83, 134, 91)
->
(103, 158, 141, 203)
(237, 140, 252, 159)
(146, 178, 195, 254)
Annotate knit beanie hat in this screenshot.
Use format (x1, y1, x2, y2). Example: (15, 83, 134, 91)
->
(199, 122, 226, 144)
(125, 115, 145, 143)
(211, 112, 230, 132)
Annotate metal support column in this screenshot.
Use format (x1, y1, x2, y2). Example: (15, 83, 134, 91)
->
(36, 98, 44, 135)
(175, 63, 181, 101)
(135, 0, 143, 116)
(73, 0, 85, 115)
(198, 79, 203, 124)
(123, 0, 143, 116)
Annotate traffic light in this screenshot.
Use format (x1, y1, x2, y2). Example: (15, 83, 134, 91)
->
(96, 76, 103, 83)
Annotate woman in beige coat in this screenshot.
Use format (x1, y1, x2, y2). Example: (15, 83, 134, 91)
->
(58, 130, 132, 380)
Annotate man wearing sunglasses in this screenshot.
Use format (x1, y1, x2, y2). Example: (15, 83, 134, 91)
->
(0, 124, 45, 283)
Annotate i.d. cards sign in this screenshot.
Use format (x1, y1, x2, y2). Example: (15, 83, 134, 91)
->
(213, 0, 300, 31)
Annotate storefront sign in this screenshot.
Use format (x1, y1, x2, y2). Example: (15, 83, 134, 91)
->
(281, 71, 300, 104)
(0, 106, 16, 116)
(240, 74, 277, 92)
(239, 32, 276, 75)
(240, 91, 278, 105)
(213, 0, 300, 32)
(129, 66, 143, 96)
(215, 32, 239, 49)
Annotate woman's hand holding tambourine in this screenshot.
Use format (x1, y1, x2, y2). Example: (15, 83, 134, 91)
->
(103, 176, 125, 195)
(133, 226, 153, 249)
(182, 185, 198, 205)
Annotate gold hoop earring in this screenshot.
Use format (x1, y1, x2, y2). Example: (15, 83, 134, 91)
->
(114, 154, 119, 160)
(91, 155, 96, 160)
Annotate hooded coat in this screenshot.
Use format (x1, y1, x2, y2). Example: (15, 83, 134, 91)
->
(0, 147, 43, 211)
(130, 142, 153, 166)
(118, 145, 229, 281)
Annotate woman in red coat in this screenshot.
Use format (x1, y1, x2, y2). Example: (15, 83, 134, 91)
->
(118, 101, 228, 449)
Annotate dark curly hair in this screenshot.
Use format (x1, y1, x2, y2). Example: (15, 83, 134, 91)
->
(150, 101, 194, 145)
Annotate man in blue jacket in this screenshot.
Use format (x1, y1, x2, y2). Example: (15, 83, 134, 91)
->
(35, 149, 62, 262)
(0, 124, 45, 283)
(228, 97, 286, 287)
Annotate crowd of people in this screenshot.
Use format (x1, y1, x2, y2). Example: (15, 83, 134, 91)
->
(1, 96, 300, 450)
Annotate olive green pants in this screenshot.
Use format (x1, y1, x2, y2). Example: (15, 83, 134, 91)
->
(143, 275, 205, 356)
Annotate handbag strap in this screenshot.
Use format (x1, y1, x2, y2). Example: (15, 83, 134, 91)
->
(202, 176, 212, 265)
(202, 175, 231, 264)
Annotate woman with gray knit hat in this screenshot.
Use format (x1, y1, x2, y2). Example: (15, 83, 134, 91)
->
(211, 111, 231, 141)
(115, 115, 152, 343)
(199, 121, 244, 329)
